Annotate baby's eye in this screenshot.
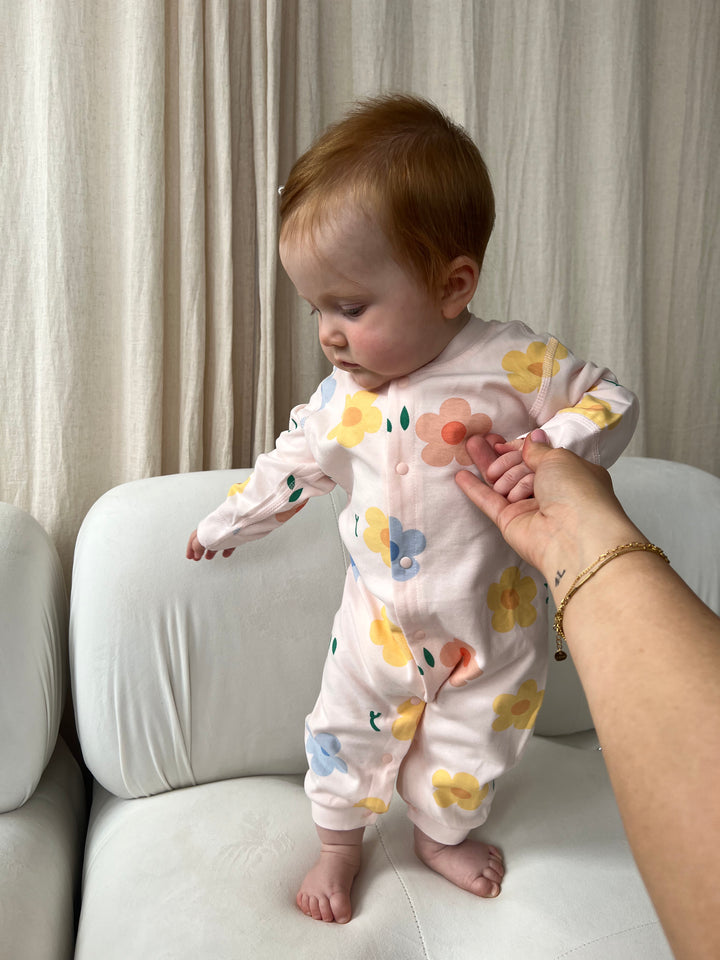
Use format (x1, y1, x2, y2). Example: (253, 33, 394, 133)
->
(341, 305, 366, 319)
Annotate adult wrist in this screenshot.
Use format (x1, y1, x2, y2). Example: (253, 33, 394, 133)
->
(552, 540, 670, 661)
(545, 518, 643, 609)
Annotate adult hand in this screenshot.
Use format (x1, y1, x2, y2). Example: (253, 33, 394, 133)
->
(456, 430, 642, 599)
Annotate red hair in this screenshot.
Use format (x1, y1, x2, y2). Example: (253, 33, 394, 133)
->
(279, 94, 495, 294)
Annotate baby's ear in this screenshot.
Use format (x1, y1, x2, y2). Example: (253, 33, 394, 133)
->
(441, 256, 479, 319)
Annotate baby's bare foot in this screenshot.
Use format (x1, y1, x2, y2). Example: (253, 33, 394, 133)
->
(414, 826, 504, 898)
(297, 827, 364, 923)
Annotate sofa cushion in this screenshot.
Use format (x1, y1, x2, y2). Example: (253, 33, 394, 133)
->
(0, 739, 86, 960)
(70, 471, 347, 798)
(74, 735, 671, 960)
(0, 502, 68, 811)
(535, 456, 720, 735)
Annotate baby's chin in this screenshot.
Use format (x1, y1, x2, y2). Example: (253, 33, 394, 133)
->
(340, 366, 390, 391)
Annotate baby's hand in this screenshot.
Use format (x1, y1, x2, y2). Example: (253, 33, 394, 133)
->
(484, 437, 536, 502)
(186, 530, 236, 561)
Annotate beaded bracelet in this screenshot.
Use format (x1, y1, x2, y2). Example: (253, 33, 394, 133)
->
(553, 541, 670, 661)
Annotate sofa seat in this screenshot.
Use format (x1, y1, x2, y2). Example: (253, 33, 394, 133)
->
(74, 734, 668, 959)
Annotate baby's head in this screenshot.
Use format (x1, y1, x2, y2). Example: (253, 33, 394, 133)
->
(279, 94, 495, 297)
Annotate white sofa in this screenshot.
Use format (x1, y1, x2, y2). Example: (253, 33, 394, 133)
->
(63, 457, 719, 959)
(0, 504, 86, 960)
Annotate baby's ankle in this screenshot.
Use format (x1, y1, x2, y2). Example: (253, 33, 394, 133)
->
(316, 825, 365, 850)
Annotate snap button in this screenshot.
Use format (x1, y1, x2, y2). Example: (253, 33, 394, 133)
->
(396, 462, 409, 475)
(414, 630, 426, 641)
(399, 557, 413, 569)
(395, 376, 410, 388)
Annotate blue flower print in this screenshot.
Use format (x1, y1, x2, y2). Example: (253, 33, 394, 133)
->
(292, 376, 337, 430)
(319, 374, 336, 410)
(389, 517, 427, 581)
(306, 726, 348, 777)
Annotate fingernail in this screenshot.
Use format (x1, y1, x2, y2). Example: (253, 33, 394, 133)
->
(530, 429, 548, 443)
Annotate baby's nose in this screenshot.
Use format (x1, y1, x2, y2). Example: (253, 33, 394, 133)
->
(319, 316, 347, 347)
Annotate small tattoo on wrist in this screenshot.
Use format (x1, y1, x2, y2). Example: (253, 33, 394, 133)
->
(555, 570, 566, 587)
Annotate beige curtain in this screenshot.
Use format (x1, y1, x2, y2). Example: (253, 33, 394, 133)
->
(2, 0, 719, 583)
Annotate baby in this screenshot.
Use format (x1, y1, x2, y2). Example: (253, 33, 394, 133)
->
(187, 95, 638, 924)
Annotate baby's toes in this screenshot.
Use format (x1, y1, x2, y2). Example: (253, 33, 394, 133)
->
(470, 873, 501, 898)
(487, 847, 505, 878)
(328, 891, 352, 924)
(298, 892, 322, 921)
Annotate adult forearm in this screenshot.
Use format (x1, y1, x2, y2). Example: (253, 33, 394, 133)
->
(561, 552, 720, 960)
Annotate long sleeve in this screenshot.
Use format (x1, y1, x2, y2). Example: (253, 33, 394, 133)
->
(523, 336, 638, 466)
(197, 387, 336, 553)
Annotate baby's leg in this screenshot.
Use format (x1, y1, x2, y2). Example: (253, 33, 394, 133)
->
(297, 825, 365, 923)
(413, 826, 504, 898)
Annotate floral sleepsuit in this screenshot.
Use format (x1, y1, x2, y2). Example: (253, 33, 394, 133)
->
(197, 315, 638, 844)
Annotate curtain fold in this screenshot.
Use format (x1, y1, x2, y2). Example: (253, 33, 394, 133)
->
(2, 0, 718, 583)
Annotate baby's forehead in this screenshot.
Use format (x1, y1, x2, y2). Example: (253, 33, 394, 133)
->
(281, 197, 387, 256)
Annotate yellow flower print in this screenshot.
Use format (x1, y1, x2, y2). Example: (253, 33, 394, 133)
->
(391, 697, 425, 740)
(502, 340, 568, 394)
(354, 797, 389, 814)
(327, 391, 382, 448)
(369, 607, 413, 666)
(558, 392, 622, 430)
(432, 770, 489, 811)
(487, 566, 537, 633)
(364, 508, 391, 567)
(492, 679, 545, 732)
(228, 476, 251, 497)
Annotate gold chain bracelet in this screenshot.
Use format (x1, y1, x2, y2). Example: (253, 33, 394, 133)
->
(553, 541, 670, 661)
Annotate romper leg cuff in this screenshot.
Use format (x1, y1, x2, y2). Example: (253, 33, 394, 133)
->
(406, 803, 489, 846)
(311, 801, 377, 833)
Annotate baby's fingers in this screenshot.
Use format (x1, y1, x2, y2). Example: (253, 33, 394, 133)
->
(506, 471, 536, 503)
(492, 461, 535, 499)
(486, 449, 524, 483)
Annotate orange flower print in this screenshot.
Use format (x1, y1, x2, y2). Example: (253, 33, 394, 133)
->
(492, 679, 545, 732)
(415, 398, 492, 466)
(487, 567, 537, 633)
(558, 391, 622, 430)
(439, 639, 483, 687)
(502, 341, 569, 394)
(275, 501, 308, 524)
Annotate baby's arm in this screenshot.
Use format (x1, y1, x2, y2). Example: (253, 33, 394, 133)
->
(186, 529, 236, 561)
(186, 383, 337, 561)
(486, 336, 638, 500)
